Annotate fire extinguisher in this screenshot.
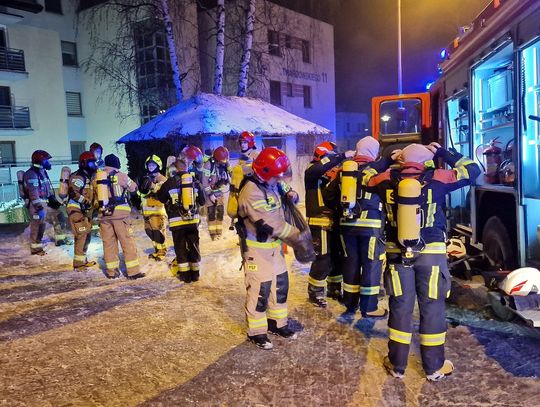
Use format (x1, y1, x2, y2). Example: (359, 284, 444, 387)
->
(482, 138, 502, 184)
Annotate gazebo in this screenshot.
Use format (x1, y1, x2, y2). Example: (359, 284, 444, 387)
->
(117, 93, 332, 198)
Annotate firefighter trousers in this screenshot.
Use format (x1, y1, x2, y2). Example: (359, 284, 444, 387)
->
(144, 214, 167, 254)
(307, 225, 342, 298)
(29, 205, 66, 252)
(171, 225, 201, 280)
(99, 214, 140, 277)
(67, 208, 92, 267)
(341, 234, 385, 313)
(207, 202, 225, 237)
(385, 253, 451, 375)
(243, 240, 289, 336)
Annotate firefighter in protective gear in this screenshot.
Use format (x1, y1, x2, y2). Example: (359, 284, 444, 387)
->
(238, 147, 309, 350)
(304, 141, 355, 307)
(157, 151, 206, 282)
(90, 142, 104, 168)
(362, 142, 480, 381)
(323, 136, 388, 318)
(23, 150, 67, 255)
(67, 151, 97, 270)
(183, 145, 204, 181)
(203, 146, 231, 240)
(139, 155, 168, 261)
(93, 154, 144, 280)
(238, 131, 259, 164)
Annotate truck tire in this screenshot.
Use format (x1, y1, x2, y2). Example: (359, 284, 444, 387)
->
(482, 216, 516, 270)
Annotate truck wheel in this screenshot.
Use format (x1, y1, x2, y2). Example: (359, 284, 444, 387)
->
(482, 216, 516, 270)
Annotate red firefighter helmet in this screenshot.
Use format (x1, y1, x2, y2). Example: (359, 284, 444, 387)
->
(313, 141, 337, 161)
(79, 151, 97, 171)
(252, 147, 290, 182)
(213, 146, 229, 164)
(31, 150, 52, 165)
(182, 145, 203, 163)
(238, 131, 256, 149)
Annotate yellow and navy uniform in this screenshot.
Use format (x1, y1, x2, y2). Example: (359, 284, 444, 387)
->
(139, 171, 168, 257)
(157, 171, 206, 282)
(362, 147, 480, 376)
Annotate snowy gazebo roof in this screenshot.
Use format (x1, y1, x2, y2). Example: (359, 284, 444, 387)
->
(117, 93, 330, 143)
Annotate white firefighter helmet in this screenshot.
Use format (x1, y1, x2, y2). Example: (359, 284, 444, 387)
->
(447, 238, 466, 259)
(500, 267, 540, 296)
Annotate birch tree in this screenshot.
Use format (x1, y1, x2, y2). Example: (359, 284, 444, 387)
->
(213, 0, 226, 95)
(160, 0, 183, 101)
(237, 0, 256, 96)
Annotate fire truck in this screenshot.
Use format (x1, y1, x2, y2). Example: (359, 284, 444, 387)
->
(372, 0, 540, 277)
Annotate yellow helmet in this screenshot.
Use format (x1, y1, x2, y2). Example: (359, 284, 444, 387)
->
(145, 154, 162, 171)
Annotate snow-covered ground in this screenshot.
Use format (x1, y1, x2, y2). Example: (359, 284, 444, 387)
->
(1, 211, 539, 406)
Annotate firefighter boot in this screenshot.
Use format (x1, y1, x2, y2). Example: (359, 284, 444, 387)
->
(308, 295, 328, 308)
(327, 283, 343, 302)
(74, 261, 97, 272)
(362, 307, 388, 319)
(247, 334, 273, 350)
(426, 360, 454, 382)
(383, 356, 405, 379)
(268, 319, 298, 339)
(127, 272, 146, 280)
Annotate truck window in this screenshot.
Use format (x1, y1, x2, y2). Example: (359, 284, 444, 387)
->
(379, 98, 422, 135)
(471, 42, 514, 186)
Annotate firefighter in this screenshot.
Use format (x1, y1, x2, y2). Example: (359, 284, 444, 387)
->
(67, 151, 98, 270)
(238, 131, 259, 164)
(94, 154, 144, 280)
(185, 145, 204, 183)
(139, 155, 168, 261)
(323, 136, 387, 318)
(23, 150, 66, 255)
(89, 142, 104, 168)
(362, 142, 480, 381)
(203, 146, 231, 240)
(304, 141, 355, 307)
(237, 147, 311, 350)
(157, 148, 206, 282)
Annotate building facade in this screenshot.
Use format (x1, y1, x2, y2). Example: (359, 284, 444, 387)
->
(0, 0, 335, 203)
(336, 111, 369, 150)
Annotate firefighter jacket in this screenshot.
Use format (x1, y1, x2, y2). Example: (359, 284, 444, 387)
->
(239, 148, 259, 165)
(304, 153, 348, 226)
(238, 176, 301, 249)
(139, 171, 167, 216)
(156, 171, 206, 230)
(67, 169, 95, 214)
(322, 156, 384, 236)
(362, 148, 481, 251)
(93, 166, 138, 220)
(202, 159, 231, 203)
(23, 166, 54, 210)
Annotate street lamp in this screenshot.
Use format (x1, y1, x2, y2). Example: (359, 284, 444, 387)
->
(381, 114, 391, 133)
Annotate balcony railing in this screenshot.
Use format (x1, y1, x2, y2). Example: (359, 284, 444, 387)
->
(0, 47, 26, 73)
(0, 105, 31, 129)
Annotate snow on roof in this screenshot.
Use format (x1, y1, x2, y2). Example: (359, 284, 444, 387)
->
(117, 93, 331, 143)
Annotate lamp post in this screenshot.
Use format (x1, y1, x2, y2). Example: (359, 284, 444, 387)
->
(382, 114, 391, 133)
(398, 0, 403, 95)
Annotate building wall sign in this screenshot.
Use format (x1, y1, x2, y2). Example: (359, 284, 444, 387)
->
(282, 68, 328, 83)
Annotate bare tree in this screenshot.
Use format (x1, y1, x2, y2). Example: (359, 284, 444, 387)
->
(237, 0, 256, 96)
(213, 0, 226, 95)
(160, 0, 184, 101)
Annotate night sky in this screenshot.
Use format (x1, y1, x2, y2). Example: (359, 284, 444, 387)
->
(333, 0, 489, 114)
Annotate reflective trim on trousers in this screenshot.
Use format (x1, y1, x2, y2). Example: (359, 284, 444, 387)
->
(125, 259, 140, 269)
(169, 218, 200, 227)
(419, 332, 446, 346)
(106, 261, 120, 269)
(247, 317, 268, 329)
(308, 276, 326, 287)
(246, 239, 281, 249)
(31, 243, 43, 249)
(307, 217, 332, 227)
(267, 308, 287, 320)
(360, 285, 380, 295)
(388, 327, 412, 345)
(327, 275, 343, 283)
(343, 282, 360, 293)
(74, 254, 86, 262)
(428, 265, 440, 299)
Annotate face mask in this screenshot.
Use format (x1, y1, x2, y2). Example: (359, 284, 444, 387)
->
(87, 161, 97, 172)
(42, 160, 52, 170)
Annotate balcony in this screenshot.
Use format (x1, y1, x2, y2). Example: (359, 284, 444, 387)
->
(0, 105, 31, 129)
(0, 48, 28, 80)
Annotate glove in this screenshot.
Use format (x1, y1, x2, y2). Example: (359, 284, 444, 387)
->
(390, 149, 403, 162)
(47, 196, 62, 210)
(139, 176, 153, 195)
(426, 142, 442, 155)
(344, 150, 356, 158)
(286, 190, 299, 205)
(292, 230, 316, 264)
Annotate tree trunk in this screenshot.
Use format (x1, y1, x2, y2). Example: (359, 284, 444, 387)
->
(237, 0, 256, 97)
(160, 0, 183, 102)
(213, 0, 226, 95)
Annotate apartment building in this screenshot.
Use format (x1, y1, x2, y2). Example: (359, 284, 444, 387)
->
(336, 111, 370, 150)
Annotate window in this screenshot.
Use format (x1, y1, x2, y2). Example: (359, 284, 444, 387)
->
(303, 85, 312, 108)
(0, 141, 15, 164)
(268, 30, 281, 57)
(66, 92, 82, 116)
(61, 41, 78, 66)
(286, 83, 293, 97)
(45, 0, 62, 14)
(270, 80, 282, 105)
(70, 141, 85, 163)
(302, 40, 311, 63)
(285, 35, 291, 49)
(262, 136, 284, 150)
(296, 134, 321, 156)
